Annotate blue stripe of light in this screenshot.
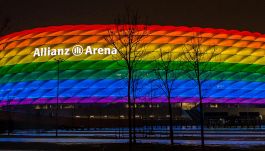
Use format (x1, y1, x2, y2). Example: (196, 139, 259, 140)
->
(0, 79, 265, 100)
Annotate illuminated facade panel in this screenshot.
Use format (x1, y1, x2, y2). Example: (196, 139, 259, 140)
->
(0, 25, 265, 105)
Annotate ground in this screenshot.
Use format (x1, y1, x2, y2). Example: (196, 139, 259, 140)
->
(0, 143, 265, 151)
(1, 128, 265, 150)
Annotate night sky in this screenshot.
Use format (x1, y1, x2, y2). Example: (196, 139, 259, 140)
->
(0, 0, 264, 35)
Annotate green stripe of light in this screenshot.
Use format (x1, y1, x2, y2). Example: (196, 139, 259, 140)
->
(1, 70, 265, 84)
(0, 60, 265, 84)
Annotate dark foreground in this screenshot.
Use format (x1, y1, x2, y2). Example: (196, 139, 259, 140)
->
(0, 143, 265, 151)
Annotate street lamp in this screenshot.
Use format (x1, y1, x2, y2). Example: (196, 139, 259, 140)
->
(54, 58, 65, 137)
(6, 91, 11, 136)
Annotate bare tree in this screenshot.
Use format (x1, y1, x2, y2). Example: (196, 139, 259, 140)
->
(181, 32, 219, 148)
(104, 7, 149, 148)
(154, 48, 182, 145)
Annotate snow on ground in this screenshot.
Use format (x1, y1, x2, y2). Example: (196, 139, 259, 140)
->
(0, 137, 265, 147)
(2, 127, 265, 147)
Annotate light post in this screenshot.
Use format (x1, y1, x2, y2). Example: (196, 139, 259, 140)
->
(7, 93, 10, 136)
(55, 58, 65, 137)
(6, 92, 14, 136)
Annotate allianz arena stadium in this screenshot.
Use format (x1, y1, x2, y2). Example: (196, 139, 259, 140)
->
(0, 24, 265, 107)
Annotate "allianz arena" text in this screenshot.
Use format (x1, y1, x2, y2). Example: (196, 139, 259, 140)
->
(33, 45, 118, 57)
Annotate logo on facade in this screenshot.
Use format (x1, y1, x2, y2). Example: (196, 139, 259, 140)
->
(33, 45, 117, 57)
(72, 45, 84, 56)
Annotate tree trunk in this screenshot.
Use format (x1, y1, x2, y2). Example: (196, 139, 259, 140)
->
(133, 98, 136, 143)
(128, 69, 132, 150)
(168, 97, 174, 145)
(198, 80, 205, 148)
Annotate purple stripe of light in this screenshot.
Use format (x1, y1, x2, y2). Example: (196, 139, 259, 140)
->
(1, 97, 265, 106)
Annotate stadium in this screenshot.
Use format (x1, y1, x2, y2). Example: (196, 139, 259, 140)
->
(0, 24, 265, 129)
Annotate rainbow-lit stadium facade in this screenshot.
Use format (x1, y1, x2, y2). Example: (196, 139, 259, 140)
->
(0, 25, 265, 106)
